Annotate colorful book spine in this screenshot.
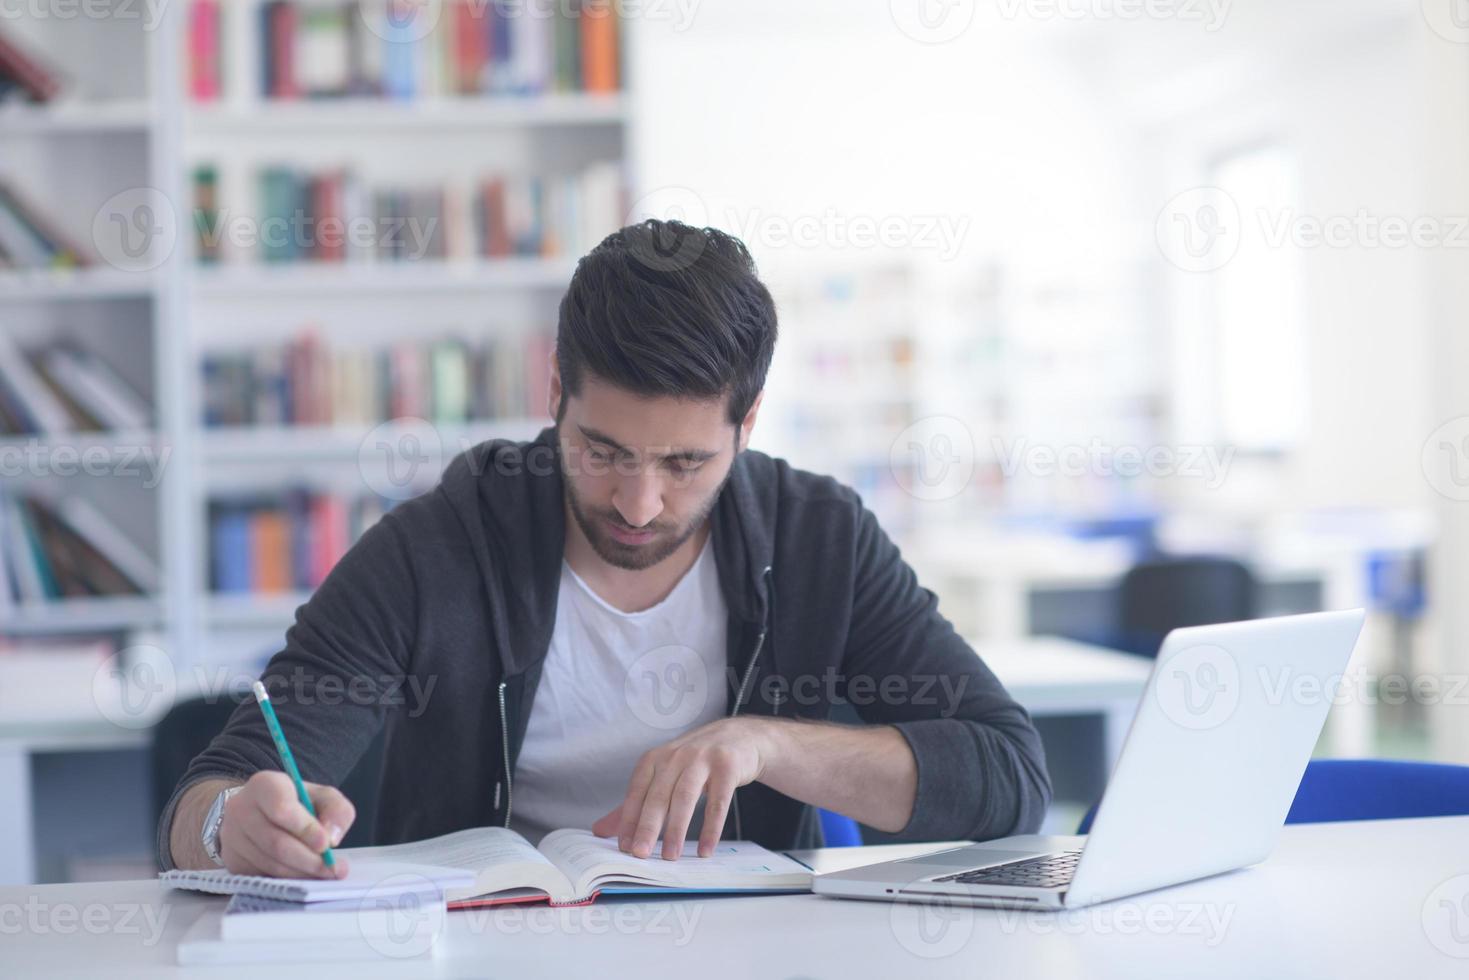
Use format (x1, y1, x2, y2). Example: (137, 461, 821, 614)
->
(188, 0, 222, 102)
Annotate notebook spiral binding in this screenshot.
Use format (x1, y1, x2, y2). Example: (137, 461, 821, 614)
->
(161, 869, 309, 901)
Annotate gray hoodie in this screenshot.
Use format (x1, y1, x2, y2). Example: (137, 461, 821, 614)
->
(157, 426, 1051, 867)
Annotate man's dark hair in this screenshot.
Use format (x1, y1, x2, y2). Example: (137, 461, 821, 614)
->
(555, 219, 778, 426)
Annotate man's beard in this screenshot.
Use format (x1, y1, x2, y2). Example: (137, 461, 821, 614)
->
(563, 472, 727, 571)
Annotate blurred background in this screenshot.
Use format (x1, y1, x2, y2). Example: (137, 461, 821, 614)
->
(2, 0, 1468, 883)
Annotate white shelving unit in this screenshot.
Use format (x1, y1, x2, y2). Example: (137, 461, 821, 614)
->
(175, 3, 634, 667)
(1, 1, 636, 884)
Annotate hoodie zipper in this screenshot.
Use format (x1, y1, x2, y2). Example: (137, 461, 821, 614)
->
(729, 565, 773, 840)
(497, 680, 513, 827)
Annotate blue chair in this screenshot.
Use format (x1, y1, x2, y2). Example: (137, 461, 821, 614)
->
(1075, 758, 1469, 834)
(819, 808, 863, 847)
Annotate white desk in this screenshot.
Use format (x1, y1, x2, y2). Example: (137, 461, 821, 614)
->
(976, 637, 1152, 769)
(4, 816, 1467, 978)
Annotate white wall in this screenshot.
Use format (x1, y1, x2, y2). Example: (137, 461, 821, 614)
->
(1136, 15, 1436, 513)
(627, 1, 1137, 285)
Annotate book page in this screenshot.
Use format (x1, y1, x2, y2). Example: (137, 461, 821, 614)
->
(340, 827, 574, 902)
(538, 830, 812, 896)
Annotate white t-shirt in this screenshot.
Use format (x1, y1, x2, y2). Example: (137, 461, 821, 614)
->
(508, 537, 728, 844)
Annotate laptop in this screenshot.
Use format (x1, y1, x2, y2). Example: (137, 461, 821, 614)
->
(813, 609, 1366, 910)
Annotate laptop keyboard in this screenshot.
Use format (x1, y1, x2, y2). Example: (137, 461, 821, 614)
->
(932, 850, 1082, 889)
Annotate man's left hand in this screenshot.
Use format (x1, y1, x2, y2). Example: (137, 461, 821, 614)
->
(590, 717, 776, 860)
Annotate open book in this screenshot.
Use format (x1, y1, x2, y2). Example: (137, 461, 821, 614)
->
(340, 828, 813, 907)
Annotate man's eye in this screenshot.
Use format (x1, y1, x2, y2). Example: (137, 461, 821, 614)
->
(587, 447, 611, 462)
(667, 460, 702, 476)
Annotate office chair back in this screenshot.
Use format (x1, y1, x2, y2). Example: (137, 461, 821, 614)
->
(1117, 555, 1257, 657)
(1076, 758, 1469, 834)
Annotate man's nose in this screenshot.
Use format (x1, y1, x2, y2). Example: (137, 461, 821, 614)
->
(613, 470, 664, 528)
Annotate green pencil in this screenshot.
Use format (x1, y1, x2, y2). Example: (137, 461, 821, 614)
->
(251, 680, 337, 870)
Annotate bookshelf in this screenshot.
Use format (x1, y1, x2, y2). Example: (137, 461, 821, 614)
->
(2, 1, 636, 680)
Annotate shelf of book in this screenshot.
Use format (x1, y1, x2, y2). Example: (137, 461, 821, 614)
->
(2, 2, 636, 651)
(0, 99, 155, 134)
(204, 592, 307, 629)
(198, 419, 544, 463)
(189, 258, 577, 298)
(186, 94, 627, 132)
(0, 428, 162, 458)
(4, 596, 164, 634)
(0, 268, 157, 303)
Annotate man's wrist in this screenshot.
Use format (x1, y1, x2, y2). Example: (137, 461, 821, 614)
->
(201, 785, 244, 866)
(167, 778, 243, 870)
(735, 715, 794, 783)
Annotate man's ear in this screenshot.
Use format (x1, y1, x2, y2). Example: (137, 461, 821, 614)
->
(547, 353, 563, 421)
(736, 390, 764, 452)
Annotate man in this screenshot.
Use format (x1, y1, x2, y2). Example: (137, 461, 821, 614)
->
(161, 220, 1050, 878)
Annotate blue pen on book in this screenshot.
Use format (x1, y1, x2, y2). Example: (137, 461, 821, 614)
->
(251, 680, 337, 870)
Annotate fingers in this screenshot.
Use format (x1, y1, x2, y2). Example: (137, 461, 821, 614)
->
(630, 761, 681, 859)
(660, 767, 707, 861)
(590, 806, 622, 837)
(698, 768, 737, 858)
(615, 757, 657, 853)
(308, 784, 356, 848)
(224, 771, 348, 879)
(236, 815, 340, 879)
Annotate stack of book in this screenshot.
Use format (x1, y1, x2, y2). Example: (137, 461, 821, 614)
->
(0, 28, 61, 103)
(169, 866, 468, 966)
(209, 489, 392, 596)
(187, 0, 621, 102)
(202, 331, 552, 428)
(0, 182, 90, 270)
(0, 493, 160, 608)
(0, 334, 151, 435)
(190, 163, 622, 265)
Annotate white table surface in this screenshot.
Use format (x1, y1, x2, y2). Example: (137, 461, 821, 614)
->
(5, 815, 1468, 978)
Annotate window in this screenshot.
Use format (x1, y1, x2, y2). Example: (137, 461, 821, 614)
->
(1209, 144, 1309, 451)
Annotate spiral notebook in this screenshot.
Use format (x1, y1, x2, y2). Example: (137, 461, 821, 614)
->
(159, 859, 475, 903)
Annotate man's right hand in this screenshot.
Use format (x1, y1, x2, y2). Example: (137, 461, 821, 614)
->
(172, 772, 355, 878)
(220, 771, 356, 878)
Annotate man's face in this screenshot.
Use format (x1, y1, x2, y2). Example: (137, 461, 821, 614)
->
(552, 369, 758, 571)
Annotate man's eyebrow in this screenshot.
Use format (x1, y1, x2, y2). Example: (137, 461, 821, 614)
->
(577, 425, 719, 463)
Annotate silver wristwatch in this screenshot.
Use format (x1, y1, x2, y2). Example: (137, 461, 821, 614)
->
(201, 785, 243, 867)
